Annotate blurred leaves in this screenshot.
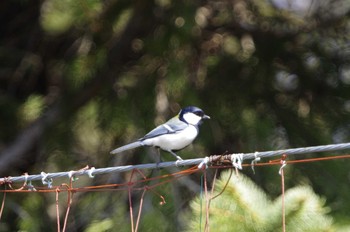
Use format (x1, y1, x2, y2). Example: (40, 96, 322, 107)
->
(2, 0, 350, 230)
(188, 171, 334, 231)
(41, 0, 102, 35)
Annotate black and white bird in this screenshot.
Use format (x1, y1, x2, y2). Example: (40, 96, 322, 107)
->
(110, 106, 210, 160)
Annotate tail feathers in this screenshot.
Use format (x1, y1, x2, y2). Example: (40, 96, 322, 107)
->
(110, 141, 143, 154)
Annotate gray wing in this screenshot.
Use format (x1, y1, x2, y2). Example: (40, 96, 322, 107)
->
(140, 117, 188, 141)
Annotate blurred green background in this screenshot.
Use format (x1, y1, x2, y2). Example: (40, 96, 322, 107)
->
(1, 0, 350, 231)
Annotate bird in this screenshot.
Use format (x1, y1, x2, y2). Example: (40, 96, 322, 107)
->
(110, 106, 210, 161)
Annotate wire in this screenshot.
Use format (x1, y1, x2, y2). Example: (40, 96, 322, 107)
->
(1, 142, 350, 185)
(241, 142, 350, 160)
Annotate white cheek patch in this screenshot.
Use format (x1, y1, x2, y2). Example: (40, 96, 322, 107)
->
(183, 113, 202, 125)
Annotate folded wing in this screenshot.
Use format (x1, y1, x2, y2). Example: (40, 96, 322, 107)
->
(140, 117, 188, 141)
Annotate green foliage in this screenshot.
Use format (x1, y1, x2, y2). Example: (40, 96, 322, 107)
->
(41, 0, 102, 35)
(187, 171, 334, 232)
(2, 0, 350, 230)
(18, 194, 52, 231)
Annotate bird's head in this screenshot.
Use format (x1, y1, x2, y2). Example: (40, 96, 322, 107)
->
(179, 106, 210, 125)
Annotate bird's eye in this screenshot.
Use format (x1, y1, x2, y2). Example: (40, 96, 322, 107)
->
(194, 111, 203, 116)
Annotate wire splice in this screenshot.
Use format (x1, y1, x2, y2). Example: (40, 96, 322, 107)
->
(87, 167, 95, 178)
(251, 152, 261, 174)
(231, 153, 243, 170)
(198, 157, 210, 169)
(41, 172, 53, 188)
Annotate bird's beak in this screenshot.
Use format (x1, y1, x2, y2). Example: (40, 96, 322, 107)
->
(202, 114, 210, 120)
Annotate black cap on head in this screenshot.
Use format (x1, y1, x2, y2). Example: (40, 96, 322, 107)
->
(179, 106, 210, 121)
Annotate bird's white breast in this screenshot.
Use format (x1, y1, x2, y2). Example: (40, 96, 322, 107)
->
(143, 125, 198, 151)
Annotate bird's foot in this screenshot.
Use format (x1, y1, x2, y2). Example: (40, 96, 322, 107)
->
(169, 151, 183, 161)
(175, 159, 181, 167)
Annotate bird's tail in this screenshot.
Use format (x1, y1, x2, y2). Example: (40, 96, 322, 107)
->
(110, 141, 143, 154)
